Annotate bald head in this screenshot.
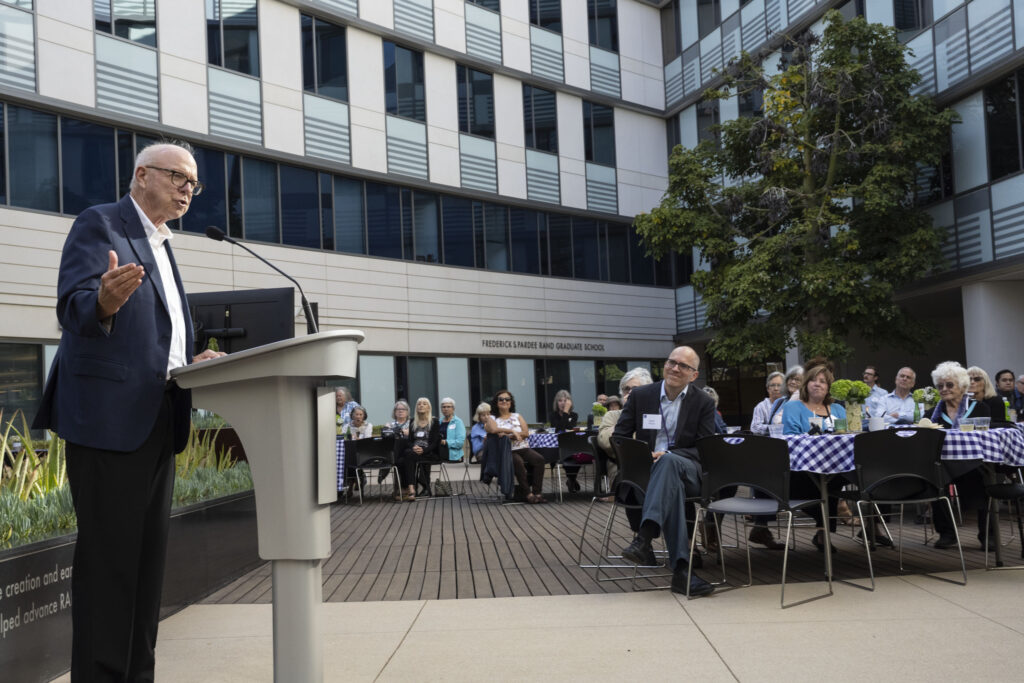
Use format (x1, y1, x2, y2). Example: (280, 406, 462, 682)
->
(664, 346, 700, 397)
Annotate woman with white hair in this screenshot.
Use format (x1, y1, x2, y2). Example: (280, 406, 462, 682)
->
(596, 367, 654, 489)
(439, 397, 466, 462)
(928, 361, 992, 550)
(967, 366, 1008, 421)
(750, 371, 785, 434)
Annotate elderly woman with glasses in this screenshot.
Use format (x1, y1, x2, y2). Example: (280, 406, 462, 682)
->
(750, 372, 785, 435)
(486, 390, 547, 503)
(596, 367, 654, 493)
(928, 361, 993, 550)
(439, 397, 467, 462)
(967, 366, 1009, 421)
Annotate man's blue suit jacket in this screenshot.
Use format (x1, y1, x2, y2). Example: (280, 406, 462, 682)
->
(34, 195, 195, 454)
(612, 381, 716, 461)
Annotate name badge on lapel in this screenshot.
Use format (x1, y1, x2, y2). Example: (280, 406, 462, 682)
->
(642, 414, 662, 430)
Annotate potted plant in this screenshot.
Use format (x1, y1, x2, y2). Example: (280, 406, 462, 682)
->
(829, 379, 871, 432)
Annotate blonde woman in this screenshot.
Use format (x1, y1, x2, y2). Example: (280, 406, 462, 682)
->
(396, 398, 439, 502)
(469, 402, 491, 463)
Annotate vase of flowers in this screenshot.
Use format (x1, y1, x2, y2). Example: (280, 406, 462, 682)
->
(912, 387, 939, 412)
(829, 379, 872, 432)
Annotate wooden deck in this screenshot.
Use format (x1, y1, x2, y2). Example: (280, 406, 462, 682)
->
(203, 472, 1009, 604)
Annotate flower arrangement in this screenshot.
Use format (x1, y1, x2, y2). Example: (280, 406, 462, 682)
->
(829, 379, 871, 404)
(912, 387, 939, 406)
(592, 402, 608, 418)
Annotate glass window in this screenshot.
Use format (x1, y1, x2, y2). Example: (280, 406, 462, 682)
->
(529, 0, 561, 32)
(468, 0, 500, 9)
(365, 181, 402, 259)
(523, 84, 558, 153)
(587, 0, 618, 52)
(628, 226, 654, 285)
(0, 343, 43, 434)
(738, 88, 763, 118)
(334, 176, 365, 254)
(666, 113, 680, 157)
(607, 222, 630, 283)
(402, 357, 437, 409)
(548, 213, 573, 277)
(207, 0, 260, 77)
(242, 157, 278, 242)
(583, 101, 615, 166)
(383, 41, 426, 122)
(480, 202, 509, 271)
(301, 15, 348, 102)
(572, 218, 602, 280)
(227, 153, 243, 238)
(181, 145, 226, 234)
(456, 64, 495, 139)
(985, 72, 1021, 182)
(413, 190, 441, 263)
(509, 208, 544, 275)
(280, 164, 320, 248)
(319, 172, 333, 250)
(697, 0, 720, 39)
(660, 0, 681, 62)
(8, 105, 58, 212)
(894, 0, 931, 39)
(116, 130, 134, 198)
(95, 0, 157, 47)
(697, 99, 720, 147)
(60, 118, 116, 216)
(442, 195, 475, 267)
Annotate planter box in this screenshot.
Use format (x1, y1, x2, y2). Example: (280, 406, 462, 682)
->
(0, 491, 259, 683)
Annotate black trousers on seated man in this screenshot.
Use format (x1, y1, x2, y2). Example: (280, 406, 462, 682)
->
(634, 450, 702, 569)
(65, 390, 177, 683)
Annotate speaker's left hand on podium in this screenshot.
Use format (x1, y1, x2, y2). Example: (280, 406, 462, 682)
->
(193, 349, 227, 363)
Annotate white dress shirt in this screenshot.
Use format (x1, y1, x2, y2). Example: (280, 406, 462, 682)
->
(130, 196, 186, 378)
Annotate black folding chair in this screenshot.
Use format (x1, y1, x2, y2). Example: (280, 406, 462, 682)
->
(846, 427, 966, 590)
(348, 436, 399, 503)
(984, 463, 1024, 569)
(689, 434, 833, 608)
(554, 431, 594, 502)
(581, 436, 673, 589)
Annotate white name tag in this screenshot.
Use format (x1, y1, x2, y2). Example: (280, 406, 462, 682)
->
(416, 431, 426, 438)
(642, 414, 662, 430)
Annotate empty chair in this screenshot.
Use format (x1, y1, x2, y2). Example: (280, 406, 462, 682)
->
(689, 433, 833, 608)
(847, 427, 966, 590)
(983, 466, 1024, 569)
(348, 436, 399, 504)
(554, 431, 595, 502)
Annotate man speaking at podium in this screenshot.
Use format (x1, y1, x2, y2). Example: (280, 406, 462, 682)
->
(34, 141, 223, 682)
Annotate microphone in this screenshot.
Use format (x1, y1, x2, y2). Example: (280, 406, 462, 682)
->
(205, 226, 319, 334)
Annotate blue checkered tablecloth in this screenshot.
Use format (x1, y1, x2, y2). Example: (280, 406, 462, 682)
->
(528, 432, 559, 449)
(782, 427, 1024, 474)
(336, 438, 345, 489)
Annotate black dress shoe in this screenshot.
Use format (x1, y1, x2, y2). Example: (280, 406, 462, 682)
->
(933, 534, 958, 549)
(566, 477, 581, 493)
(856, 529, 894, 549)
(749, 525, 785, 550)
(672, 570, 714, 597)
(621, 536, 655, 566)
(812, 531, 837, 554)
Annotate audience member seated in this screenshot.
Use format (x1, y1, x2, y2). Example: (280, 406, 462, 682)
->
(781, 362, 848, 552)
(702, 386, 729, 434)
(439, 397, 466, 462)
(784, 365, 804, 401)
(613, 346, 717, 597)
(335, 387, 361, 432)
(469, 402, 491, 463)
(929, 362, 992, 550)
(395, 398, 440, 501)
(994, 369, 1016, 401)
(605, 395, 622, 411)
(750, 371, 785, 434)
(485, 390, 547, 504)
(880, 367, 917, 425)
(598, 367, 654, 490)
(343, 406, 372, 494)
(968, 366, 1009, 421)
(382, 400, 411, 487)
(550, 389, 582, 492)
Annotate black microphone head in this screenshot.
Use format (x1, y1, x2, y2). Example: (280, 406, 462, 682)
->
(205, 226, 226, 241)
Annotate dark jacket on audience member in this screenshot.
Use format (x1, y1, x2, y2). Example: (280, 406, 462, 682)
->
(550, 410, 578, 431)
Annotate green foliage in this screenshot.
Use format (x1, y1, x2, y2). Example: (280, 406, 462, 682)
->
(829, 379, 871, 403)
(176, 424, 236, 478)
(912, 386, 939, 405)
(634, 11, 957, 364)
(207, 337, 220, 352)
(2, 410, 67, 501)
(592, 402, 608, 418)
(172, 463, 253, 509)
(0, 487, 77, 549)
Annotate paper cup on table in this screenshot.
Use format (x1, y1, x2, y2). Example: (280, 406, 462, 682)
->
(868, 416, 885, 431)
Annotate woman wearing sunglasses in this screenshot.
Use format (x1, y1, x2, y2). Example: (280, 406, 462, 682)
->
(928, 361, 992, 550)
(486, 390, 547, 503)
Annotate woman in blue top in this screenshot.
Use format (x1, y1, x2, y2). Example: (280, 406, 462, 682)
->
(780, 363, 847, 552)
(469, 402, 491, 463)
(439, 397, 467, 462)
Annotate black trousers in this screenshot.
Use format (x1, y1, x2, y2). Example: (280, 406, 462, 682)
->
(66, 390, 176, 683)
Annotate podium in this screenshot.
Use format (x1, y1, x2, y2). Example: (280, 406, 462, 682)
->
(170, 330, 364, 682)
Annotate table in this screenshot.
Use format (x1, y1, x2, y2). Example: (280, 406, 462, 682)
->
(528, 432, 559, 449)
(780, 428, 1024, 474)
(336, 438, 346, 490)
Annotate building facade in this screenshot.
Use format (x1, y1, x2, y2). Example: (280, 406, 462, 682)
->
(0, 0, 1021, 429)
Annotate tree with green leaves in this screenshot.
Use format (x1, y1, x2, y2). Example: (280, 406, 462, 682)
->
(634, 11, 958, 364)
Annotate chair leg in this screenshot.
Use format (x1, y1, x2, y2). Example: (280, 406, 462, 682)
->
(780, 511, 793, 608)
(857, 500, 876, 591)
(943, 496, 968, 586)
(685, 508, 704, 599)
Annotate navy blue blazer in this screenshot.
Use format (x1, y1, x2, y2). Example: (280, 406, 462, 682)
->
(34, 195, 195, 453)
(612, 381, 716, 462)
